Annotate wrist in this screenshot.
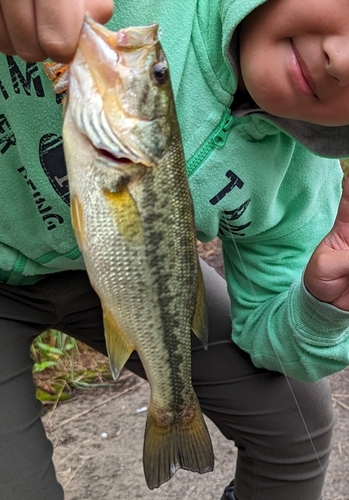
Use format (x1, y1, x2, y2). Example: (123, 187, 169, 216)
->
(289, 276, 349, 344)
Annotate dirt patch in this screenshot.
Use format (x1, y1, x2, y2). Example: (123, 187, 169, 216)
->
(43, 239, 349, 499)
(44, 371, 349, 500)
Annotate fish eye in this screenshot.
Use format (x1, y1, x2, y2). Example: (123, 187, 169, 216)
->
(152, 62, 169, 85)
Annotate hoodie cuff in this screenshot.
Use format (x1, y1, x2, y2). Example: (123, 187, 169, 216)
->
(289, 277, 349, 346)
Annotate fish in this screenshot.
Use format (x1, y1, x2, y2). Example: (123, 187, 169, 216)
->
(62, 17, 214, 489)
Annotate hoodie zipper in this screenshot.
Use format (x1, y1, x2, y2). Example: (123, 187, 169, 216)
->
(186, 108, 235, 178)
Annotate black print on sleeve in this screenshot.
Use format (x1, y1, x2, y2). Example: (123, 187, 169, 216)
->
(219, 199, 251, 237)
(209, 170, 252, 238)
(6, 57, 44, 97)
(0, 114, 16, 153)
(0, 80, 9, 100)
(39, 134, 70, 205)
(18, 166, 64, 230)
(209, 170, 244, 205)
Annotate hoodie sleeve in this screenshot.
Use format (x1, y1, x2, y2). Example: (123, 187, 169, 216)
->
(223, 210, 349, 383)
(234, 278, 349, 383)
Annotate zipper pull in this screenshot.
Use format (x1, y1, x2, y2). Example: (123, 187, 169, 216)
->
(213, 111, 234, 148)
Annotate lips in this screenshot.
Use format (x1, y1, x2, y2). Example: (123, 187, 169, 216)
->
(290, 41, 318, 98)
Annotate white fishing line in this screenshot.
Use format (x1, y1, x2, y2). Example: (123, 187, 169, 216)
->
(220, 212, 330, 489)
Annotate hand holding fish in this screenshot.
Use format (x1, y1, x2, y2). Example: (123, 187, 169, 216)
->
(0, 0, 113, 62)
(304, 175, 349, 311)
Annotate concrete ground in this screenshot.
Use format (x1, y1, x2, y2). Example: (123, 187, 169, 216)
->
(43, 369, 349, 500)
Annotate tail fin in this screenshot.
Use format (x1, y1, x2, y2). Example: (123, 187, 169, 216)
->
(143, 395, 214, 489)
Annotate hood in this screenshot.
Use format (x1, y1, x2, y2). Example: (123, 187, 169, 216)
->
(220, 0, 349, 158)
(220, 0, 266, 95)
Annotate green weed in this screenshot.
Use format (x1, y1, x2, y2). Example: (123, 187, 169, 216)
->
(31, 330, 112, 402)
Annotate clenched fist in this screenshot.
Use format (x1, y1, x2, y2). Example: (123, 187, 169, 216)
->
(305, 174, 349, 311)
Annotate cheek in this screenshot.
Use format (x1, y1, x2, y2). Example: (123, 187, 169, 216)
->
(239, 55, 288, 114)
(239, 27, 286, 109)
(239, 44, 267, 98)
(239, 36, 303, 118)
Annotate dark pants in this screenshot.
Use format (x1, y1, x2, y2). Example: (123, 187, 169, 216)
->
(0, 261, 334, 500)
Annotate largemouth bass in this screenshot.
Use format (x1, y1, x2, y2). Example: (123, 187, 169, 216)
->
(62, 17, 214, 489)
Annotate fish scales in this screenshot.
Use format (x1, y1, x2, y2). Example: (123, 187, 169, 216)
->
(63, 17, 214, 489)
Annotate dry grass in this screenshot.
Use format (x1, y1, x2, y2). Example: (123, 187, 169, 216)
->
(341, 159, 349, 184)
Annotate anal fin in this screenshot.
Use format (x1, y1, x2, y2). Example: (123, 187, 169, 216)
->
(103, 308, 135, 379)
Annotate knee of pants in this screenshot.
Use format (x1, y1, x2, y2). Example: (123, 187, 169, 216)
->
(0, 321, 64, 500)
(205, 374, 334, 468)
(212, 377, 334, 500)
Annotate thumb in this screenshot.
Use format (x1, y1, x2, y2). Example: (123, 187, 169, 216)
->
(303, 171, 349, 305)
(332, 173, 349, 232)
(321, 172, 349, 252)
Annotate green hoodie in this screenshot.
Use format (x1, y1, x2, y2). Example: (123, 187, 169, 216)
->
(1, 0, 349, 382)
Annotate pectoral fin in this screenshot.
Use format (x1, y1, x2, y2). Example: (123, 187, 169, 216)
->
(103, 308, 135, 379)
(103, 186, 143, 245)
(191, 264, 209, 349)
(71, 195, 86, 251)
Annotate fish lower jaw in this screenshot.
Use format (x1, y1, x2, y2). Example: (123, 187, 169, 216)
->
(93, 144, 134, 165)
(90, 140, 156, 168)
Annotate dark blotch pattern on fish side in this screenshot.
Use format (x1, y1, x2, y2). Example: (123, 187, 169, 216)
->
(144, 242, 187, 410)
(138, 137, 195, 413)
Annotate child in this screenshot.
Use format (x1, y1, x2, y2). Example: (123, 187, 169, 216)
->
(1, 0, 349, 499)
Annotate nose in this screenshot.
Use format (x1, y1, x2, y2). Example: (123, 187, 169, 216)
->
(323, 36, 349, 86)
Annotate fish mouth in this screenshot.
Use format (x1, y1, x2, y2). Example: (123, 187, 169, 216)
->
(83, 15, 159, 50)
(92, 144, 135, 166)
(67, 17, 165, 169)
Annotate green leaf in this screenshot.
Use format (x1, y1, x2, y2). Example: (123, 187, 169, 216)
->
(33, 361, 57, 373)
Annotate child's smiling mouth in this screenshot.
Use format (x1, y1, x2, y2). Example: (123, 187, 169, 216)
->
(290, 40, 319, 98)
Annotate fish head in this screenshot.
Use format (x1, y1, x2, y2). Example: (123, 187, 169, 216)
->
(65, 17, 176, 169)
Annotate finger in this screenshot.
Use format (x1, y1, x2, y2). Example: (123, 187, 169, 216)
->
(36, 0, 85, 63)
(0, 6, 15, 55)
(0, 0, 47, 61)
(85, 0, 114, 25)
(36, 0, 114, 63)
